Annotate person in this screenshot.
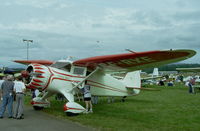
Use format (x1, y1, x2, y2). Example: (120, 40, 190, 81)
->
(13, 76, 26, 119)
(159, 80, 165, 86)
(108, 96, 115, 103)
(167, 81, 174, 86)
(31, 89, 36, 98)
(0, 75, 14, 118)
(92, 95, 98, 104)
(0, 76, 7, 99)
(35, 89, 40, 97)
(0, 75, 7, 87)
(83, 81, 93, 113)
(188, 78, 196, 94)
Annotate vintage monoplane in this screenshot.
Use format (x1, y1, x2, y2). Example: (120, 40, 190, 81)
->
(14, 49, 196, 115)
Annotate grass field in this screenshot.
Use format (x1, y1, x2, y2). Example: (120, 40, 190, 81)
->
(25, 85, 200, 131)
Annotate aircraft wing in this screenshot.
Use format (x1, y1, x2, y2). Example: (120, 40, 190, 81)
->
(176, 67, 200, 72)
(14, 60, 54, 65)
(141, 76, 163, 80)
(73, 49, 196, 72)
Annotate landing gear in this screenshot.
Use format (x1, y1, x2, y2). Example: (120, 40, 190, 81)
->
(33, 106, 44, 110)
(63, 102, 85, 116)
(121, 96, 127, 102)
(31, 97, 50, 110)
(66, 112, 79, 117)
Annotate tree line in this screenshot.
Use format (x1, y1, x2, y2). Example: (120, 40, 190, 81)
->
(143, 63, 200, 73)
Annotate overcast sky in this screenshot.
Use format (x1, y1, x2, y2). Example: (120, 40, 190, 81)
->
(0, 0, 199, 67)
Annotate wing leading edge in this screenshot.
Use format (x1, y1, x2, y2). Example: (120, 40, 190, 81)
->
(73, 49, 196, 72)
(14, 60, 54, 65)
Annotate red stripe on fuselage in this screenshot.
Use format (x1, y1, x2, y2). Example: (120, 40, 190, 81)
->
(35, 70, 45, 74)
(31, 82, 42, 86)
(52, 77, 80, 83)
(42, 67, 54, 91)
(34, 67, 44, 70)
(88, 80, 121, 90)
(37, 75, 45, 78)
(33, 79, 43, 83)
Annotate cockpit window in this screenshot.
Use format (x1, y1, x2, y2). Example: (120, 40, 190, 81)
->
(51, 62, 71, 71)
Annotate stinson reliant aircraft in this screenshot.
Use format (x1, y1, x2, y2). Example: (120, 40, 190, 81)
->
(14, 49, 196, 116)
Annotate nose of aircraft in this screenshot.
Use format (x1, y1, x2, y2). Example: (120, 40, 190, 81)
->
(21, 70, 29, 78)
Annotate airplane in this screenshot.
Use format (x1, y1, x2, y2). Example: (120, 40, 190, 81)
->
(14, 49, 196, 116)
(141, 68, 162, 80)
(176, 67, 200, 92)
(0, 67, 25, 75)
(111, 68, 161, 85)
(176, 67, 200, 82)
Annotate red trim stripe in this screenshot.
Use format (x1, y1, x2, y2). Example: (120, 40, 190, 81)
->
(37, 75, 45, 78)
(26, 85, 37, 89)
(34, 67, 44, 70)
(33, 79, 43, 83)
(31, 82, 42, 86)
(63, 105, 84, 111)
(88, 80, 127, 93)
(42, 67, 54, 91)
(33, 64, 42, 66)
(52, 77, 80, 83)
(52, 69, 85, 78)
(35, 70, 45, 74)
(89, 83, 127, 93)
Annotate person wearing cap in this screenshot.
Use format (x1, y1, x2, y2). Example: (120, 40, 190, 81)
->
(0, 75, 14, 118)
(13, 76, 26, 119)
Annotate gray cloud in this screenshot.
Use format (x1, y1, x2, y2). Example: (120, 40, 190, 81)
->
(0, 0, 199, 67)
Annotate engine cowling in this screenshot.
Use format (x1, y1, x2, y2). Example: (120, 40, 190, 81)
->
(24, 64, 51, 90)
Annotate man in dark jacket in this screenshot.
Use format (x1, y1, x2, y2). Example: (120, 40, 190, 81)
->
(0, 75, 14, 118)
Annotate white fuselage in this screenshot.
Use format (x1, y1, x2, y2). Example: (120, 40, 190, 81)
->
(26, 64, 130, 98)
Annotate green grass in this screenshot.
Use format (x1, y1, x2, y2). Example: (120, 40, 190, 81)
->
(25, 85, 200, 131)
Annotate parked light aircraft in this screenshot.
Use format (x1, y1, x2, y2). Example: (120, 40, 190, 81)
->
(176, 67, 200, 72)
(14, 49, 196, 116)
(176, 67, 200, 82)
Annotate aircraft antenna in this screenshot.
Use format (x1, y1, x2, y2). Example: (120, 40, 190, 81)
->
(125, 49, 136, 53)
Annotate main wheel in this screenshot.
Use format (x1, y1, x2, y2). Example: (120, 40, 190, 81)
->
(66, 112, 79, 117)
(33, 106, 44, 110)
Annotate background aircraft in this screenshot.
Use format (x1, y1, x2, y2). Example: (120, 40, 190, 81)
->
(0, 67, 25, 75)
(176, 67, 200, 82)
(14, 49, 196, 116)
(176, 67, 200, 72)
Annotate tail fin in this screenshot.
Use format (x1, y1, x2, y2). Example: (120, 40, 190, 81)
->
(152, 68, 159, 77)
(123, 70, 141, 94)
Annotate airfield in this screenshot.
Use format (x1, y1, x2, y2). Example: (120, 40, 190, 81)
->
(22, 84, 200, 131)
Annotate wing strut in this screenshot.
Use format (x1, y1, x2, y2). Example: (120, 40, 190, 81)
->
(72, 67, 100, 89)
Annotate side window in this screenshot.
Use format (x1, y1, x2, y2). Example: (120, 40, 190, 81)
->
(73, 67, 86, 76)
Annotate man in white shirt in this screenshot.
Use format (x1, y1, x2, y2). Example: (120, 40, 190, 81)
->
(13, 76, 26, 119)
(0, 76, 6, 100)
